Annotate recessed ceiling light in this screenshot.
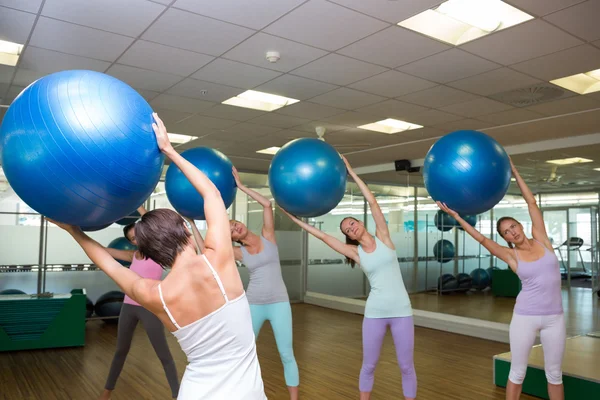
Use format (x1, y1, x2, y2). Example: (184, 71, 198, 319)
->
(168, 133, 197, 145)
(550, 68, 600, 95)
(256, 146, 281, 155)
(510, 177, 516, 182)
(0, 39, 24, 67)
(398, 0, 533, 46)
(547, 157, 593, 165)
(223, 90, 299, 112)
(594, 168, 600, 172)
(358, 118, 423, 134)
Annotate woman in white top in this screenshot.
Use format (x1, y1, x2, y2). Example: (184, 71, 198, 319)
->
(52, 113, 266, 400)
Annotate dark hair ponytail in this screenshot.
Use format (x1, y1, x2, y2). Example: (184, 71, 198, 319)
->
(496, 216, 518, 248)
(340, 217, 360, 268)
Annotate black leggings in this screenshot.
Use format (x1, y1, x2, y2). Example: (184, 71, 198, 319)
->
(105, 303, 180, 398)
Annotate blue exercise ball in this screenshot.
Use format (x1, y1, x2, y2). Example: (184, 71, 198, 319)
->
(116, 210, 141, 226)
(470, 268, 491, 289)
(456, 214, 478, 230)
(0, 70, 164, 226)
(81, 223, 112, 232)
(434, 210, 455, 231)
(86, 296, 94, 318)
(456, 273, 472, 291)
(268, 138, 347, 218)
(423, 130, 511, 215)
(0, 289, 26, 295)
(95, 291, 125, 323)
(165, 147, 236, 220)
(438, 273, 459, 292)
(108, 237, 137, 267)
(433, 239, 455, 263)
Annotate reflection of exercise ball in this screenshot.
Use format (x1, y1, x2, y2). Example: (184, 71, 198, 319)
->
(166, 147, 237, 220)
(269, 138, 347, 218)
(95, 291, 125, 322)
(116, 210, 141, 225)
(434, 210, 455, 231)
(438, 273, 458, 292)
(470, 268, 491, 289)
(423, 130, 511, 215)
(0, 70, 164, 226)
(108, 237, 137, 267)
(86, 297, 94, 318)
(456, 273, 472, 291)
(433, 239, 455, 263)
(0, 289, 26, 295)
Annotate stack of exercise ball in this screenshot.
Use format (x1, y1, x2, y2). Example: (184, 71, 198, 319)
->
(0, 70, 164, 227)
(438, 273, 459, 293)
(455, 273, 473, 291)
(95, 291, 125, 322)
(108, 237, 137, 267)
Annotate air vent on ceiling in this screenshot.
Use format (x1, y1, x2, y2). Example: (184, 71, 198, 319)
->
(490, 84, 572, 107)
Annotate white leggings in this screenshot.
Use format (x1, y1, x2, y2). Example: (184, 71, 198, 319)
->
(508, 313, 566, 385)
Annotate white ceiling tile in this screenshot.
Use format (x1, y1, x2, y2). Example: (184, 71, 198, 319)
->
(177, 114, 239, 135)
(41, 0, 165, 37)
(2, 85, 25, 104)
(291, 54, 387, 85)
(19, 47, 111, 75)
(310, 88, 386, 109)
(197, 104, 267, 121)
(137, 89, 160, 101)
(275, 102, 346, 119)
(433, 118, 494, 132)
(0, 6, 36, 44)
(0, 0, 42, 13)
(407, 109, 463, 126)
(222, 122, 282, 136)
(510, 44, 600, 81)
(460, 19, 583, 65)
(440, 98, 514, 118)
(323, 111, 387, 127)
(30, 17, 134, 61)
(222, 33, 328, 73)
(594, 40, 600, 48)
(153, 108, 194, 127)
(506, 0, 586, 16)
(328, 0, 445, 24)
(525, 96, 600, 116)
(107, 64, 182, 91)
(338, 26, 450, 68)
(13, 68, 45, 87)
(256, 74, 338, 101)
(397, 49, 500, 84)
(263, 0, 388, 51)
(167, 78, 243, 102)
(150, 94, 214, 113)
(356, 99, 428, 119)
(119, 40, 214, 77)
(545, 0, 600, 41)
(173, 0, 306, 30)
(398, 86, 479, 108)
(0, 65, 14, 83)
(148, 0, 171, 4)
(293, 121, 351, 133)
(192, 59, 282, 89)
(477, 108, 545, 125)
(248, 113, 311, 129)
(448, 68, 541, 96)
(142, 8, 255, 56)
(349, 70, 437, 97)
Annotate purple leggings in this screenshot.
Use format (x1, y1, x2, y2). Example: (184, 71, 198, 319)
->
(360, 316, 417, 398)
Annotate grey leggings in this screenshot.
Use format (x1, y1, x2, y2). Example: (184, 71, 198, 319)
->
(105, 303, 180, 398)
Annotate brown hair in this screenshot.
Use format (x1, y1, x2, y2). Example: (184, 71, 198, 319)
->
(123, 223, 136, 244)
(136, 209, 191, 268)
(496, 216, 519, 248)
(339, 217, 360, 268)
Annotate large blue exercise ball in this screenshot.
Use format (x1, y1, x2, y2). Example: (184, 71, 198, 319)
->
(268, 138, 347, 218)
(165, 147, 236, 220)
(0, 70, 164, 226)
(81, 223, 112, 232)
(423, 130, 511, 215)
(108, 237, 137, 267)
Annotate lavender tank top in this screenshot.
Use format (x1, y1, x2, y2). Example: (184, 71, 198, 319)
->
(513, 240, 563, 316)
(123, 254, 163, 306)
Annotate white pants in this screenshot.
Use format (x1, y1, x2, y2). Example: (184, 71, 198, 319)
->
(508, 313, 566, 385)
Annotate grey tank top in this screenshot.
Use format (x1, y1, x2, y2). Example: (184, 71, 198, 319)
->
(240, 236, 290, 305)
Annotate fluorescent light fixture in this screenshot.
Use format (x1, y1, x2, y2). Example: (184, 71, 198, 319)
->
(398, 0, 533, 46)
(594, 168, 600, 172)
(0, 39, 24, 66)
(547, 157, 593, 165)
(256, 146, 281, 155)
(223, 90, 300, 112)
(168, 133, 196, 144)
(510, 178, 516, 182)
(550, 68, 600, 95)
(358, 118, 423, 134)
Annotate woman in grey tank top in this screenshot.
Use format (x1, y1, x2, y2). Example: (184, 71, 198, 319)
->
(229, 167, 300, 400)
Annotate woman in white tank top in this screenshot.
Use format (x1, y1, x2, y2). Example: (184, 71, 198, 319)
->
(51, 113, 266, 400)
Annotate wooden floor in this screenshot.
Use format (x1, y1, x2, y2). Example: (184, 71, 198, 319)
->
(0, 304, 536, 400)
(409, 287, 600, 336)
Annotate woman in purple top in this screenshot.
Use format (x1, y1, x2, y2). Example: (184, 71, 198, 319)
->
(438, 158, 565, 400)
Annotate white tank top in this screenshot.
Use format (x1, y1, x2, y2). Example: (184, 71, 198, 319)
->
(158, 254, 267, 400)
